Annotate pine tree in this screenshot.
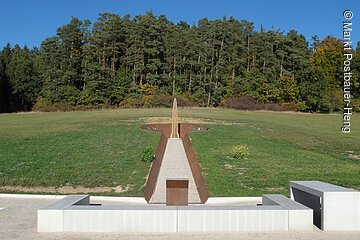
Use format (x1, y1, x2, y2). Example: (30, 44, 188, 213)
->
(6, 45, 40, 110)
(0, 12, 354, 112)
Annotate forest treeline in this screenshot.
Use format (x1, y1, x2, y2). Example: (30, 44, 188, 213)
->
(0, 12, 359, 113)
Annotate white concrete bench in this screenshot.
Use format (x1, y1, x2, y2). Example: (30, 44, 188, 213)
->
(290, 181, 360, 230)
(262, 194, 313, 230)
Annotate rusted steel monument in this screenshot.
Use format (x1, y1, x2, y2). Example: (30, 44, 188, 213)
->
(142, 98, 209, 206)
(38, 99, 359, 233)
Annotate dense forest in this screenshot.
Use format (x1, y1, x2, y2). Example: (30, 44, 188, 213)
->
(0, 12, 359, 113)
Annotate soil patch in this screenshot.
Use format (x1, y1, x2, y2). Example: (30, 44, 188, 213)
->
(346, 151, 360, 161)
(141, 117, 245, 126)
(0, 185, 130, 194)
(224, 163, 234, 170)
(265, 187, 286, 192)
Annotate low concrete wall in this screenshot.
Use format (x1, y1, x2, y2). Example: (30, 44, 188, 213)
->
(38, 195, 313, 233)
(263, 194, 313, 231)
(37, 195, 89, 232)
(176, 206, 288, 232)
(40, 205, 289, 232)
(63, 206, 178, 232)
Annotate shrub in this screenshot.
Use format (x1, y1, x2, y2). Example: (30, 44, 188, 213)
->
(225, 96, 297, 111)
(32, 97, 53, 112)
(280, 102, 301, 111)
(330, 89, 343, 112)
(120, 94, 195, 108)
(352, 98, 360, 112)
(258, 102, 287, 111)
(232, 144, 250, 159)
(120, 96, 143, 108)
(226, 96, 258, 110)
(32, 97, 98, 112)
(140, 147, 154, 163)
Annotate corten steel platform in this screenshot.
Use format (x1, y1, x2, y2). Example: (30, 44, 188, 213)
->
(142, 123, 209, 204)
(142, 98, 209, 204)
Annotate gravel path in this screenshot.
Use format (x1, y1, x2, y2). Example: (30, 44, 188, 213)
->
(1, 197, 360, 240)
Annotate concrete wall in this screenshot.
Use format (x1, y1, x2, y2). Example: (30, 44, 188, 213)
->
(290, 181, 360, 231)
(63, 206, 177, 232)
(38, 195, 313, 233)
(262, 194, 313, 231)
(39, 205, 292, 233)
(37, 195, 89, 232)
(321, 192, 360, 231)
(176, 206, 288, 232)
(36, 181, 360, 233)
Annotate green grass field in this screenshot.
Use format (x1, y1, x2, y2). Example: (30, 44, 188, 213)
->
(0, 108, 359, 197)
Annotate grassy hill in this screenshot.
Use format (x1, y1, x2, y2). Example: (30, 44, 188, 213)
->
(0, 108, 359, 197)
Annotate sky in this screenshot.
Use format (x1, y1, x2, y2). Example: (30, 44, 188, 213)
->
(0, 0, 359, 49)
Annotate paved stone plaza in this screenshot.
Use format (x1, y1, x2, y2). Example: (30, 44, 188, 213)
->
(1, 195, 360, 240)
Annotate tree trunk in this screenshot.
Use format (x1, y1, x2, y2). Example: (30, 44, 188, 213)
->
(207, 92, 211, 107)
(188, 66, 192, 93)
(111, 49, 116, 79)
(133, 64, 136, 84)
(172, 56, 176, 96)
(280, 55, 284, 77)
(247, 35, 250, 72)
(231, 67, 235, 86)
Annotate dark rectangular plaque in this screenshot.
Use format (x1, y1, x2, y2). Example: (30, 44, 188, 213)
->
(166, 179, 189, 206)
